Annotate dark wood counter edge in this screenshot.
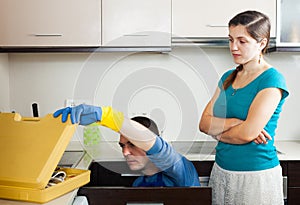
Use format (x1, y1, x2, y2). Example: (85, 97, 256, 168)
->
(88, 160, 289, 177)
(78, 187, 212, 205)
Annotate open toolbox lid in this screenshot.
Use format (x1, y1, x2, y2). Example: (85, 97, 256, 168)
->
(0, 112, 78, 190)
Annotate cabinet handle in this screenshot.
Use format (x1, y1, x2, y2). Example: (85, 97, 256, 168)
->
(121, 173, 141, 177)
(206, 24, 227, 28)
(33, 34, 63, 37)
(123, 34, 149, 37)
(283, 176, 287, 200)
(127, 203, 163, 205)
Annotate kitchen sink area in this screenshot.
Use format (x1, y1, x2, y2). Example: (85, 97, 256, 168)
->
(77, 160, 212, 205)
(57, 141, 214, 205)
(58, 150, 86, 168)
(171, 141, 217, 156)
(53, 140, 299, 205)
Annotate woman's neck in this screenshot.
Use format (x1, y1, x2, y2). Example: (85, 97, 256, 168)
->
(242, 57, 271, 74)
(232, 59, 271, 89)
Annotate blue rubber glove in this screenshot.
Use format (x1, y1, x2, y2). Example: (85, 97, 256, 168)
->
(53, 104, 102, 125)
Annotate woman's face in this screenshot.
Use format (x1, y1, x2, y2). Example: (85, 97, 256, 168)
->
(228, 25, 263, 65)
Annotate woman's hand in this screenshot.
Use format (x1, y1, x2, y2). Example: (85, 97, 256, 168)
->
(253, 129, 272, 144)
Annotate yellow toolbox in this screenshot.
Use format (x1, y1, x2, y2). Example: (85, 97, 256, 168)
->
(0, 113, 90, 203)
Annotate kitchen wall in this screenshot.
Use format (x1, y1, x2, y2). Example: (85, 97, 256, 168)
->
(0, 53, 9, 112)
(1, 47, 299, 141)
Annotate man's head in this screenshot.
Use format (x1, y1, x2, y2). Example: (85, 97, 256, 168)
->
(118, 116, 159, 173)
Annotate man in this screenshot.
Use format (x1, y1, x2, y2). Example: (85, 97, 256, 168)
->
(54, 104, 200, 187)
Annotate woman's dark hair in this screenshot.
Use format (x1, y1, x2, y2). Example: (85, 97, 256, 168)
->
(223, 10, 271, 90)
(131, 116, 160, 136)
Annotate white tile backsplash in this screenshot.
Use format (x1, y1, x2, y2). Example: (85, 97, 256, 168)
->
(1, 48, 299, 141)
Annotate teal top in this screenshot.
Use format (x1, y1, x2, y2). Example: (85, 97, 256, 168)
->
(213, 68, 289, 171)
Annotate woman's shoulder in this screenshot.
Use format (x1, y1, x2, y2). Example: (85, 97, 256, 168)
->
(220, 68, 235, 80)
(259, 67, 289, 99)
(262, 67, 286, 81)
(223, 68, 235, 76)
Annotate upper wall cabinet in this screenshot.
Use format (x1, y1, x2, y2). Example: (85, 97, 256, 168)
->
(0, 0, 101, 47)
(102, 0, 171, 47)
(172, 0, 276, 39)
(276, 0, 300, 49)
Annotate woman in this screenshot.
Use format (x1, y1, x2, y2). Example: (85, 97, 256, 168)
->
(199, 10, 289, 204)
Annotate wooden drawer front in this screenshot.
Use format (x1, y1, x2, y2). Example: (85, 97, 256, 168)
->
(78, 187, 211, 205)
(88, 161, 215, 187)
(88, 161, 138, 187)
(192, 161, 214, 176)
(288, 188, 300, 205)
(288, 162, 300, 187)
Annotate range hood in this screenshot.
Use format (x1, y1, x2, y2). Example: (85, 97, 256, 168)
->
(172, 37, 276, 52)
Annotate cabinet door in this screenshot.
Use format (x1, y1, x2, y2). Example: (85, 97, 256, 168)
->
(102, 0, 171, 47)
(287, 161, 300, 205)
(288, 161, 300, 187)
(277, 0, 300, 46)
(0, 0, 101, 47)
(288, 188, 300, 205)
(172, 0, 276, 38)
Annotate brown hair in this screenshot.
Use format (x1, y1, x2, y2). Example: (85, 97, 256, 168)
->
(131, 116, 160, 136)
(223, 10, 271, 90)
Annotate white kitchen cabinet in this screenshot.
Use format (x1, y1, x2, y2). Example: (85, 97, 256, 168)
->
(102, 0, 171, 47)
(172, 0, 276, 38)
(276, 0, 300, 48)
(0, 0, 101, 47)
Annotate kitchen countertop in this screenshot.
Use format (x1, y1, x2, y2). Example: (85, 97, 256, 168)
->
(186, 140, 300, 161)
(274, 140, 300, 161)
(69, 140, 300, 162)
(173, 140, 300, 161)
